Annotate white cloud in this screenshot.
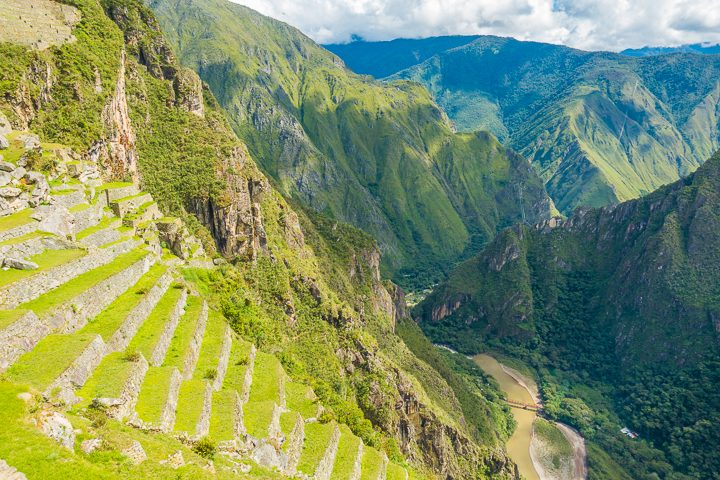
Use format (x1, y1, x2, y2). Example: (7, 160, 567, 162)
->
(230, 0, 720, 51)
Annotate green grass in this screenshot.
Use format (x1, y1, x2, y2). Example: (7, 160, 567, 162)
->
(297, 421, 337, 476)
(221, 339, 252, 393)
(81, 262, 166, 340)
(69, 203, 91, 214)
(0, 230, 43, 247)
(359, 446, 385, 480)
(0, 248, 86, 288)
(243, 400, 275, 439)
(331, 425, 363, 480)
(286, 381, 318, 419)
(386, 462, 408, 480)
(209, 389, 237, 441)
(0, 209, 34, 233)
(76, 216, 119, 240)
(248, 352, 283, 404)
(162, 296, 203, 369)
(75, 352, 139, 408)
(0, 309, 29, 330)
(279, 411, 302, 451)
(126, 285, 184, 360)
(97, 182, 134, 192)
(134, 366, 176, 424)
(20, 249, 151, 317)
(8, 332, 97, 390)
(173, 379, 207, 433)
(192, 310, 227, 382)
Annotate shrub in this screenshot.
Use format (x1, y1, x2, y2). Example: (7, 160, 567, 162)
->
(192, 437, 216, 458)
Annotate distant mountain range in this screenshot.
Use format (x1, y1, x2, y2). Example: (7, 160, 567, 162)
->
(327, 37, 720, 214)
(621, 43, 720, 57)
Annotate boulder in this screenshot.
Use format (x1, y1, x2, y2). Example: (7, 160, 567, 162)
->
(0, 172, 11, 187)
(3, 258, 39, 270)
(80, 438, 103, 455)
(38, 411, 75, 450)
(0, 160, 14, 172)
(37, 206, 75, 238)
(0, 135, 8, 150)
(166, 450, 185, 469)
(26, 172, 50, 204)
(19, 134, 40, 150)
(0, 112, 11, 136)
(0, 187, 22, 198)
(122, 440, 147, 465)
(10, 167, 26, 180)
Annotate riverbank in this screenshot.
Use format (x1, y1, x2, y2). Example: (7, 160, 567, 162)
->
(473, 354, 587, 480)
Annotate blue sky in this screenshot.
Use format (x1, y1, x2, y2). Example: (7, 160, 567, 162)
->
(231, 0, 720, 51)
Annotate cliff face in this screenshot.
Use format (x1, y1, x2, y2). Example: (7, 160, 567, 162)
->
(416, 152, 720, 479)
(0, 1, 518, 477)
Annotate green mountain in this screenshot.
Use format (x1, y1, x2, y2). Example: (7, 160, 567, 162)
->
(622, 44, 720, 57)
(0, 0, 523, 478)
(329, 36, 720, 214)
(147, 0, 553, 287)
(415, 151, 720, 479)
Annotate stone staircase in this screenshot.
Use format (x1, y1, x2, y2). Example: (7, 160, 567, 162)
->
(0, 130, 412, 478)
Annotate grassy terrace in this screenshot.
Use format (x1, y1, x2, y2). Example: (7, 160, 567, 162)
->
(209, 389, 237, 441)
(220, 339, 252, 393)
(280, 411, 302, 451)
(0, 230, 42, 247)
(297, 421, 337, 476)
(7, 332, 98, 390)
(0, 248, 86, 288)
(75, 216, 119, 241)
(162, 296, 202, 369)
(359, 446, 385, 480)
(0, 309, 29, 331)
(81, 261, 166, 340)
(386, 462, 408, 480)
(0, 209, 35, 233)
(135, 366, 176, 424)
(126, 285, 184, 360)
(286, 381, 317, 419)
(20, 248, 150, 318)
(248, 352, 283, 404)
(173, 379, 207, 434)
(243, 400, 275, 439)
(330, 425, 363, 480)
(97, 182, 135, 192)
(75, 352, 138, 408)
(192, 311, 227, 382)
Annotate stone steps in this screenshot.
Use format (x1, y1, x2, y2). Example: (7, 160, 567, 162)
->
(0, 237, 142, 309)
(0, 249, 153, 372)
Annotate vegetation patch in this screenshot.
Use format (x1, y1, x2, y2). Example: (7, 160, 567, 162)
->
(296, 421, 336, 476)
(173, 379, 207, 433)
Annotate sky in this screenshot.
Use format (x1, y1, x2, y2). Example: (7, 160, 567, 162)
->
(230, 0, 720, 51)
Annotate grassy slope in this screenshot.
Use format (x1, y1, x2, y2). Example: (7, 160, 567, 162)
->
(148, 0, 551, 287)
(334, 36, 720, 214)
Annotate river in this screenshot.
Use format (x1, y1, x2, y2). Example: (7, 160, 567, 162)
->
(473, 354, 587, 480)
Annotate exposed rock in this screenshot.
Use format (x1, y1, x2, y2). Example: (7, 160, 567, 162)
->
(173, 68, 205, 117)
(100, 50, 138, 182)
(122, 440, 147, 465)
(0, 172, 11, 187)
(37, 206, 75, 239)
(18, 134, 40, 150)
(250, 440, 287, 471)
(156, 218, 204, 260)
(0, 161, 14, 172)
(0, 459, 27, 480)
(203, 461, 216, 474)
(0, 112, 11, 135)
(0, 187, 22, 198)
(166, 450, 185, 469)
(0, 135, 8, 150)
(80, 438, 103, 455)
(38, 411, 75, 450)
(10, 167, 26, 180)
(3, 258, 39, 270)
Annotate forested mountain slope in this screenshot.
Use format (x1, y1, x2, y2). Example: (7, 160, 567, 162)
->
(330, 36, 720, 214)
(0, 0, 521, 478)
(148, 0, 553, 287)
(416, 151, 720, 479)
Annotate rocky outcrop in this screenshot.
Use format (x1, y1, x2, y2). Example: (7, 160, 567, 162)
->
(173, 69, 205, 117)
(100, 50, 138, 182)
(122, 440, 147, 465)
(190, 146, 269, 260)
(37, 410, 75, 451)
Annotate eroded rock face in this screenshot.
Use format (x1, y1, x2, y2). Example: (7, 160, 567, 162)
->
(191, 146, 269, 260)
(38, 411, 75, 450)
